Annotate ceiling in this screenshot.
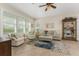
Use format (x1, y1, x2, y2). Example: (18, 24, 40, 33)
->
(8, 3, 79, 19)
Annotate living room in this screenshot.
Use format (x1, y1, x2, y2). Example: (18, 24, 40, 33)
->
(0, 3, 79, 56)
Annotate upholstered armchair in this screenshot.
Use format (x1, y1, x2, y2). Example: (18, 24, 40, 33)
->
(8, 34, 24, 46)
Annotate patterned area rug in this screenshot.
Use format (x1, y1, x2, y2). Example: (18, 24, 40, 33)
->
(51, 41, 70, 56)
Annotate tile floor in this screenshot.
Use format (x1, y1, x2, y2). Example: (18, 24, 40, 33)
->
(12, 40, 79, 56)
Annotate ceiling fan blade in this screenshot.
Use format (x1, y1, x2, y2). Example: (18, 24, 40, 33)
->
(39, 5, 46, 7)
(50, 5, 56, 8)
(45, 8, 48, 11)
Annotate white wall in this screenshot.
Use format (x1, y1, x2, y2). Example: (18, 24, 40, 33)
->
(35, 13, 79, 41)
(35, 15, 63, 39)
(0, 9, 3, 37)
(77, 17, 79, 41)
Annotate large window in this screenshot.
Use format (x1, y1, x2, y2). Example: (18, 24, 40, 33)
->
(0, 10, 34, 37)
(25, 20, 29, 33)
(27, 22, 34, 35)
(3, 12, 16, 36)
(17, 17, 25, 33)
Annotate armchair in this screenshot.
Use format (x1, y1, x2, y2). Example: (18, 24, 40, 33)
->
(8, 34, 24, 46)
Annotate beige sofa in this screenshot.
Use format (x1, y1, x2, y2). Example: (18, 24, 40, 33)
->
(38, 30, 61, 41)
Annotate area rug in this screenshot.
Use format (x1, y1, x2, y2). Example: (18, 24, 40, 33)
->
(35, 40, 54, 49)
(26, 40, 70, 55)
(51, 41, 70, 56)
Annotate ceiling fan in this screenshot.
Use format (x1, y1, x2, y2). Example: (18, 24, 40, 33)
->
(39, 3, 56, 11)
